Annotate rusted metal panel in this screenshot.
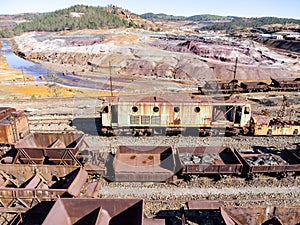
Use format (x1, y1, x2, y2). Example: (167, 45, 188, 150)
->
(0, 108, 30, 144)
(224, 206, 300, 225)
(178, 146, 243, 175)
(237, 149, 300, 175)
(220, 207, 240, 225)
(65, 167, 88, 197)
(14, 133, 86, 165)
(240, 81, 269, 92)
(0, 164, 79, 184)
(100, 95, 252, 130)
(111, 145, 176, 181)
(144, 218, 166, 225)
(0, 167, 87, 211)
(251, 115, 300, 136)
(0, 107, 16, 120)
(187, 200, 220, 210)
(11, 198, 144, 225)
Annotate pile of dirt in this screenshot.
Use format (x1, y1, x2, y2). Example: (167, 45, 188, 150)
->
(256, 38, 300, 54)
(12, 30, 299, 86)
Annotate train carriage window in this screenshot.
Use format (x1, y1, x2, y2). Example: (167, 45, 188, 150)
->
(141, 116, 150, 124)
(130, 116, 140, 124)
(244, 107, 250, 114)
(174, 107, 180, 113)
(194, 107, 200, 113)
(151, 116, 160, 125)
(153, 106, 159, 112)
(132, 106, 138, 112)
(103, 106, 109, 113)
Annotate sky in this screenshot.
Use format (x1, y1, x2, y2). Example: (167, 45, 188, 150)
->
(1, 0, 300, 19)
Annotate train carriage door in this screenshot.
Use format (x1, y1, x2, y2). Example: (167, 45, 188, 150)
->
(100, 105, 111, 127)
(111, 105, 118, 126)
(234, 106, 242, 124)
(240, 105, 251, 127)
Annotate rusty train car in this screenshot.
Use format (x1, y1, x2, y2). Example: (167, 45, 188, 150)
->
(197, 77, 300, 95)
(100, 95, 252, 136)
(99, 94, 300, 137)
(0, 107, 30, 145)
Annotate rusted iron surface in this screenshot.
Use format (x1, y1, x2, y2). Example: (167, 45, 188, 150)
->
(240, 81, 269, 92)
(100, 95, 252, 133)
(224, 206, 300, 225)
(0, 107, 16, 120)
(186, 201, 300, 225)
(11, 198, 144, 225)
(237, 148, 300, 175)
(50, 167, 88, 197)
(187, 200, 221, 210)
(110, 145, 176, 181)
(0, 107, 30, 144)
(144, 218, 166, 225)
(178, 146, 243, 175)
(251, 114, 300, 136)
(0, 167, 87, 211)
(0, 164, 79, 184)
(14, 133, 86, 165)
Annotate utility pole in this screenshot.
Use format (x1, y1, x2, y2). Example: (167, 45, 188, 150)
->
(233, 57, 238, 81)
(109, 61, 113, 97)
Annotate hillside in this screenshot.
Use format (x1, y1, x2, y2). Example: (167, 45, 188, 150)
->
(140, 13, 300, 32)
(10, 5, 159, 36)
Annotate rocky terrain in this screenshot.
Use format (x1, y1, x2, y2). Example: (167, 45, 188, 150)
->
(12, 29, 300, 93)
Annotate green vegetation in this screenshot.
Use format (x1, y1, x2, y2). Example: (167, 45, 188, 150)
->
(44, 72, 62, 97)
(186, 14, 232, 21)
(140, 13, 300, 32)
(0, 29, 13, 38)
(140, 13, 231, 21)
(200, 17, 300, 32)
(13, 5, 129, 35)
(141, 13, 185, 21)
(1, 6, 300, 36)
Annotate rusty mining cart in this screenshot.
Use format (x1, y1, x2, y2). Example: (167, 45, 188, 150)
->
(14, 132, 87, 165)
(236, 148, 300, 178)
(177, 146, 243, 179)
(107, 145, 177, 182)
(0, 107, 30, 145)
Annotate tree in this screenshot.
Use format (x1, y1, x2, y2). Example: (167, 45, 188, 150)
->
(44, 72, 62, 97)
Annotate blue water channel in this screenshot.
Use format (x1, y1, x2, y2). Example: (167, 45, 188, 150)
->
(1, 40, 51, 78)
(0, 40, 113, 90)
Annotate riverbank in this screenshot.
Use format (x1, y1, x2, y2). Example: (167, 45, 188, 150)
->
(0, 40, 114, 99)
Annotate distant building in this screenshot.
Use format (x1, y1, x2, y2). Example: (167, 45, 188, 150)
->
(271, 34, 283, 39)
(70, 12, 85, 18)
(258, 34, 272, 38)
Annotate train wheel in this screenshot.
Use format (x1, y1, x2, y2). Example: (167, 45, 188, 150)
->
(293, 129, 298, 135)
(267, 129, 272, 136)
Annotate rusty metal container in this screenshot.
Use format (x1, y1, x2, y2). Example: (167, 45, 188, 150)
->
(0, 107, 30, 144)
(236, 148, 300, 176)
(187, 201, 300, 225)
(110, 145, 176, 182)
(240, 81, 269, 92)
(0, 167, 88, 211)
(251, 114, 300, 136)
(224, 206, 300, 225)
(0, 164, 79, 184)
(178, 146, 243, 176)
(14, 133, 86, 165)
(11, 198, 144, 225)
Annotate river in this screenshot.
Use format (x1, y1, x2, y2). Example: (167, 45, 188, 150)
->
(0, 40, 113, 90)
